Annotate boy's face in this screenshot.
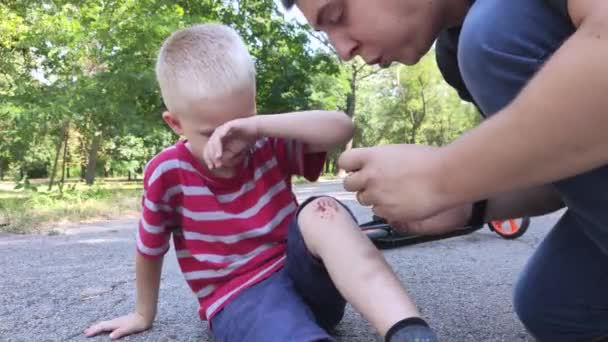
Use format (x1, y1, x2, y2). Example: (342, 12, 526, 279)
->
(295, 0, 445, 66)
(163, 86, 256, 168)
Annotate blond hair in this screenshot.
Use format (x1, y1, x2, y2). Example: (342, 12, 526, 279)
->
(155, 23, 255, 115)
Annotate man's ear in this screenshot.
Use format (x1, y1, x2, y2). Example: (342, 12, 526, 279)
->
(162, 111, 184, 135)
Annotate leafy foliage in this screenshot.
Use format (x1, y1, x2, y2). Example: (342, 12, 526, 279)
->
(1, 0, 478, 185)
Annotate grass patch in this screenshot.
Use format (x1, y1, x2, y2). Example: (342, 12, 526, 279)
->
(0, 175, 342, 234)
(0, 179, 143, 234)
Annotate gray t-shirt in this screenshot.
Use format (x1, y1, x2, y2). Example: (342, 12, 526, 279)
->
(546, 0, 569, 18)
(435, 0, 608, 253)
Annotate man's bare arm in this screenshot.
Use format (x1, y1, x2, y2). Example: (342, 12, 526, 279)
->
(485, 185, 564, 222)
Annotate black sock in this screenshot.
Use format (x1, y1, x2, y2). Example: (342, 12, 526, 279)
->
(385, 317, 439, 342)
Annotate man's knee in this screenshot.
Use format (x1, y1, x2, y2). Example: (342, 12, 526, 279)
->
(513, 276, 546, 340)
(513, 272, 605, 342)
(513, 266, 575, 341)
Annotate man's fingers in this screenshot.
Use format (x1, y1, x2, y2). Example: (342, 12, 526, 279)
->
(338, 148, 369, 172)
(356, 190, 374, 207)
(343, 170, 368, 193)
(402, 220, 424, 235)
(371, 205, 390, 222)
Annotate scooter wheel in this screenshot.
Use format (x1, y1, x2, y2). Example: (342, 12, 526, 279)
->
(488, 217, 530, 240)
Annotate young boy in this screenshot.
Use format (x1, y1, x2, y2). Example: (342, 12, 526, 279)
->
(84, 23, 438, 342)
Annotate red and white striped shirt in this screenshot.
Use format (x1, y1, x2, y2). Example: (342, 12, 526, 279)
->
(136, 138, 325, 320)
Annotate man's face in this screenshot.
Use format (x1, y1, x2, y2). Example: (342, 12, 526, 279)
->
(296, 0, 444, 66)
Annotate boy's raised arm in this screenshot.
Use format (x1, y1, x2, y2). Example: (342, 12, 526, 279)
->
(203, 110, 354, 170)
(254, 110, 354, 153)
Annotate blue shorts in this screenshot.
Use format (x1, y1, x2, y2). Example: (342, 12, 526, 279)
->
(210, 197, 355, 342)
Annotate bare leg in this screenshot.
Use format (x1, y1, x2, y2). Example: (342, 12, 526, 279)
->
(297, 197, 421, 337)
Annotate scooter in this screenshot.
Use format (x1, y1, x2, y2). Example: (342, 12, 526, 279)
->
(360, 215, 530, 249)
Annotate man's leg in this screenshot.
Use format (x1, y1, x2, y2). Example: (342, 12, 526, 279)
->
(513, 211, 608, 341)
(287, 196, 437, 341)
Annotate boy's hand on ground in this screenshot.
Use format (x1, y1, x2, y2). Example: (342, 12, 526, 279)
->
(204, 117, 259, 169)
(84, 312, 152, 340)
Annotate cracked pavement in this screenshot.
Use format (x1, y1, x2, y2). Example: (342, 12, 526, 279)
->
(0, 180, 562, 341)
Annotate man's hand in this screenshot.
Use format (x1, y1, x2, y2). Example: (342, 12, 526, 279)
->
(390, 204, 472, 236)
(339, 144, 452, 225)
(84, 312, 152, 340)
(203, 117, 259, 169)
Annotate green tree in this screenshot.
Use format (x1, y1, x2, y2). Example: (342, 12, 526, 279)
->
(1, 0, 340, 184)
(356, 51, 478, 148)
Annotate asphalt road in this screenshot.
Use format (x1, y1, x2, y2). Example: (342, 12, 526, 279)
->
(0, 180, 561, 342)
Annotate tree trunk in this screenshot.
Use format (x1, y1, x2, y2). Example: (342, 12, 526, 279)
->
(80, 136, 86, 180)
(0, 159, 4, 181)
(85, 132, 102, 185)
(59, 125, 70, 193)
(338, 65, 359, 178)
(324, 160, 330, 174)
(65, 132, 72, 180)
(48, 123, 68, 191)
(409, 119, 418, 143)
(332, 157, 340, 176)
(345, 65, 357, 144)
(405, 79, 429, 144)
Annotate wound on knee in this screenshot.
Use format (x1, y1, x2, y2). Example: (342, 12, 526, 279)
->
(314, 198, 340, 220)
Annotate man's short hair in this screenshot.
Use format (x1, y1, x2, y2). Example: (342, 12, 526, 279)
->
(155, 23, 255, 115)
(281, 0, 296, 9)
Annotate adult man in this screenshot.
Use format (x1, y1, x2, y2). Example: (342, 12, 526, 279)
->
(282, 0, 608, 340)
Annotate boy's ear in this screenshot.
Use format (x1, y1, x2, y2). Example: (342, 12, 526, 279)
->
(162, 111, 184, 135)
